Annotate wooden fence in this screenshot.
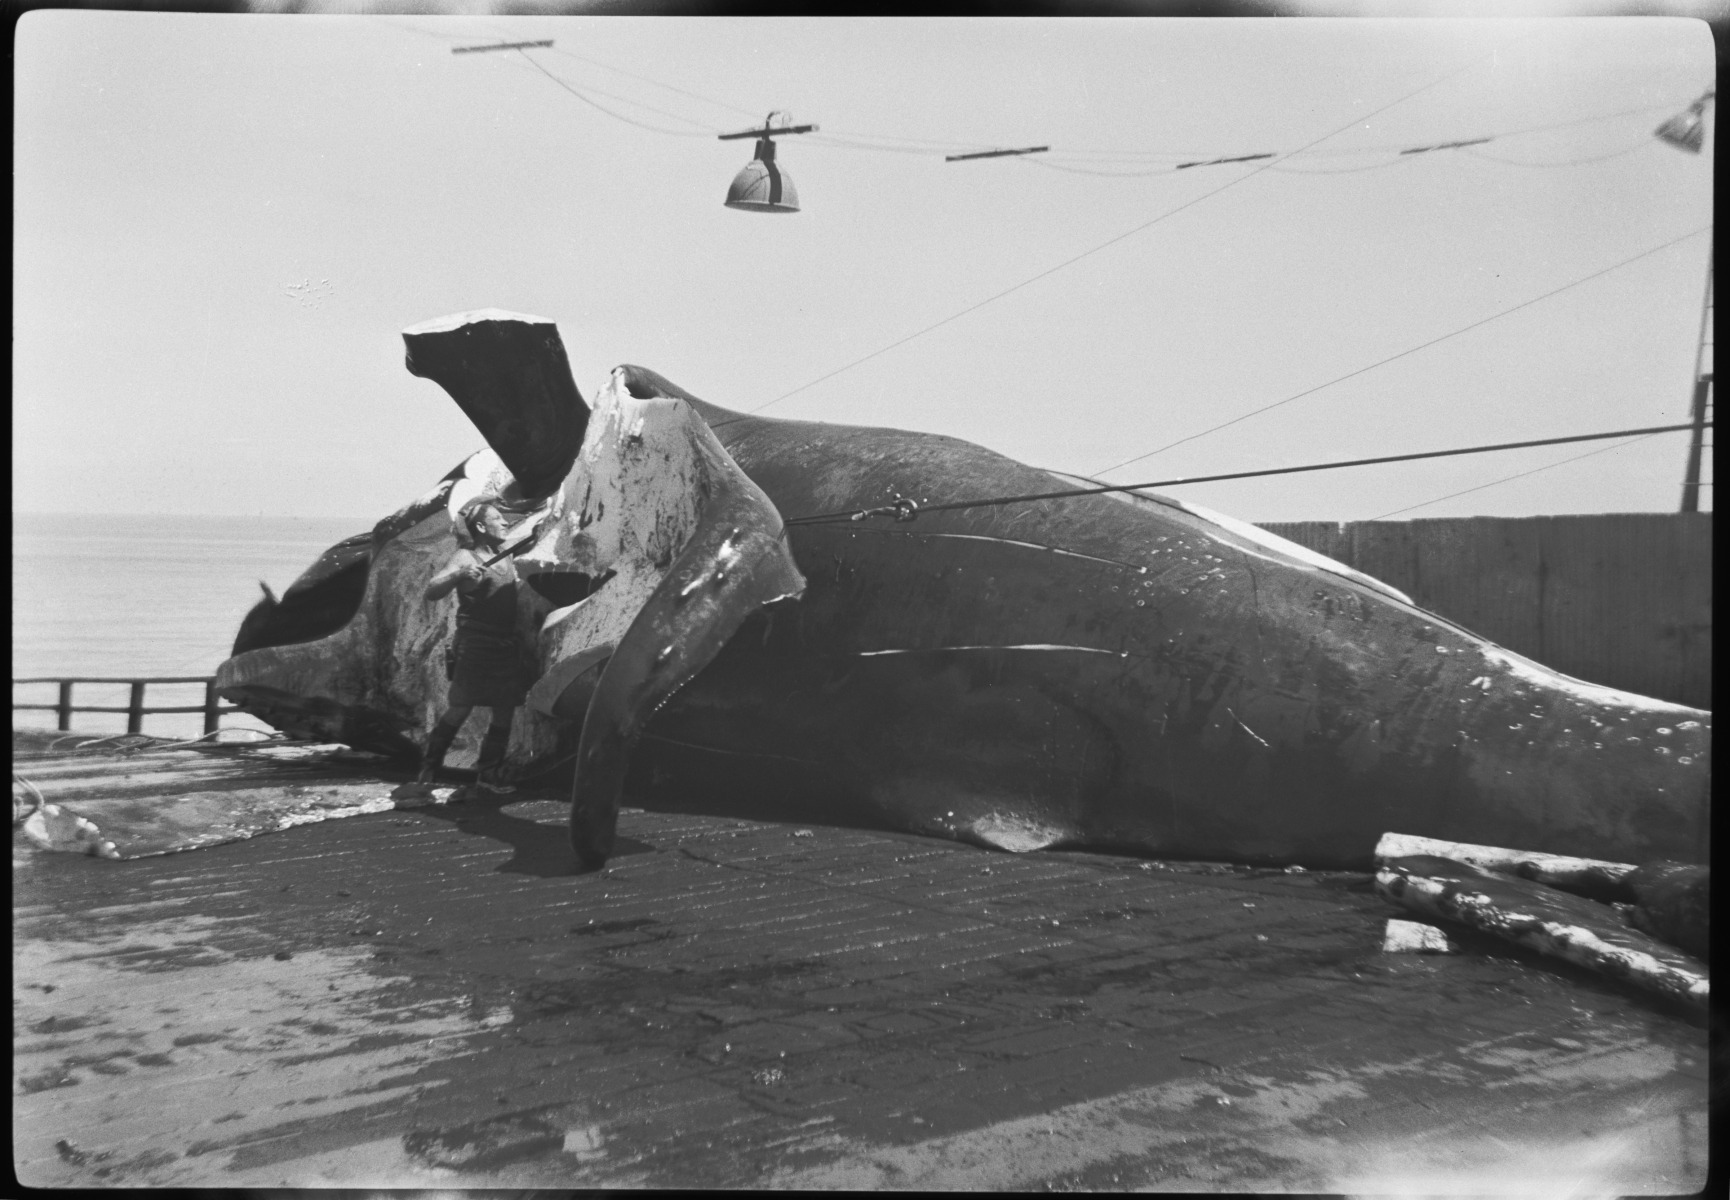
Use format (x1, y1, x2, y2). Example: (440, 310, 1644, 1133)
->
(11, 677, 241, 736)
(1258, 513, 1712, 709)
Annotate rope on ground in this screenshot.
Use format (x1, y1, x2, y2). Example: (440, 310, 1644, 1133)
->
(149, 728, 287, 751)
(45, 732, 159, 754)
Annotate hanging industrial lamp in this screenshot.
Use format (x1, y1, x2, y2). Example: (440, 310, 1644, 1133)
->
(1654, 90, 1714, 153)
(720, 112, 818, 213)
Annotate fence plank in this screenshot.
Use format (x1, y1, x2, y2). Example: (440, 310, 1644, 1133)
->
(1260, 521, 1351, 564)
(126, 682, 146, 735)
(12, 676, 245, 737)
(1348, 520, 1422, 603)
(1415, 516, 1546, 659)
(1536, 514, 1712, 708)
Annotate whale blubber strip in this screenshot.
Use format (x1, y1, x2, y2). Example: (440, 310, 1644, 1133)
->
(568, 420, 805, 870)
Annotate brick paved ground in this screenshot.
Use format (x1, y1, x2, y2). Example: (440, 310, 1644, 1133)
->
(13, 736, 1712, 1190)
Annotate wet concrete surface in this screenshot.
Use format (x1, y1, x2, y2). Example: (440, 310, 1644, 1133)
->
(13, 738, 1713, 1190)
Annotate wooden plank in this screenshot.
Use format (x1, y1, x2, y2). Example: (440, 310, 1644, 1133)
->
(1536, 514, 1712, 708)
(1408, 516, 1545, 657)
(1344, 519, 1422, 605)
(1257, 521, 1351, 565)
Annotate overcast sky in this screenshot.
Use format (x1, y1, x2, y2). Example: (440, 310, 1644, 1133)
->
(12, 11, 1714, 523)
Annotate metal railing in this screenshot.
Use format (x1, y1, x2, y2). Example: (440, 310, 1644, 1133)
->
(12, 677, 242, 735)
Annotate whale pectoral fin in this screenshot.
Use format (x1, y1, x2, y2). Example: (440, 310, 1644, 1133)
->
(569, 440, 806, 871)
(401, 310, 589, 500)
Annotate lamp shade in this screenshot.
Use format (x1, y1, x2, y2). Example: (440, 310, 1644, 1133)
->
(1655, 104, 1706, 153)
(724, 136, 800, 212)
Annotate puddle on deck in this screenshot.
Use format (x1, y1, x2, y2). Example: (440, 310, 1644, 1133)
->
(13, 909, 619, 1188)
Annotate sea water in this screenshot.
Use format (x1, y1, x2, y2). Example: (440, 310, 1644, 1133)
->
(12, 512, 374, 739)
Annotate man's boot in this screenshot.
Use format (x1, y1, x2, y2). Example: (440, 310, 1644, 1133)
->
(474, 723, 515, 794)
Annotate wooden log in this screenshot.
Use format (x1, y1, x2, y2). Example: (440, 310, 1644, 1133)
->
(1375, 831, 1635, 901)
(1375, 858, 1707, 1014)
(1623, 862, 1710, 962)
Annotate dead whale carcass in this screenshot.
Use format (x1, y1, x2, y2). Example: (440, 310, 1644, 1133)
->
(216, 311, 1710, 873)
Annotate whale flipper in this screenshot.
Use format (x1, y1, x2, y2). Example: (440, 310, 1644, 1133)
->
(567, 397, 805, 870)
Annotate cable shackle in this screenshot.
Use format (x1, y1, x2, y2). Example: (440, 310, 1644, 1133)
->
(846, 496, 920, 524)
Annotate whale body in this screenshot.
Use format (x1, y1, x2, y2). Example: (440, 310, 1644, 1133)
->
(217, 312, 1710, 872)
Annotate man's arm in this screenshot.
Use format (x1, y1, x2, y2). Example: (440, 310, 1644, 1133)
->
(426, 553, 480, 602)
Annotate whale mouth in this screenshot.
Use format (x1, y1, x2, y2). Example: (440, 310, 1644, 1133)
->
(216, 684, 419, 757)
(231, 532, 374, 656)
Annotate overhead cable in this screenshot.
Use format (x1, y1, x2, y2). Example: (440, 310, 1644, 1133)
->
(783, 423, 1707, 527)
(814, 98, 1696, 168)
(539, 41, 763, 120)
(748, 60, 1482, 415)
(1461, 140, 1656, 169)
(1371, 432, 1669, 520)
(512, 49, 718, 138)
(1095, 225, 1713, 477)
(399, 20, 1705, 173)
(1035, 97, 1694, 164)
(1264, 157, 1426, 176)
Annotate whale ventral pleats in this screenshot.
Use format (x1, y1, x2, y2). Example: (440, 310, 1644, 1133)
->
(402, 310, 589, 500)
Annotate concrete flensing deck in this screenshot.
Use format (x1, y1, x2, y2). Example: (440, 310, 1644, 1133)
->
(12, 735, 1710, 1191)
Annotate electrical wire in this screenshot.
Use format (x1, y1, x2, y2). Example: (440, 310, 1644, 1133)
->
(803, 136, 958, 158)
(512, 50, 718, 138)
(392, 17, 727, 135)
(806, 96, 1694, 166)
(515, 53, 720, 131)
(1370, 432, 1668, 520)
(1095, 225, 1712, 477)
(1461, 140, 1656, 169)
(1031, 97, 1693, 164)
(538, 41, 764, 120)
(390, 17, 1707, 172)
(748, 61, 1482, 415)
(807, 130, 982, 152)
(1018, 158, 1189, 178)
(1263, 156, 1421, 176)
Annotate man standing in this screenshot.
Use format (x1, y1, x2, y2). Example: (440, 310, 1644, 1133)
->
(417, 496, 530, 794)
